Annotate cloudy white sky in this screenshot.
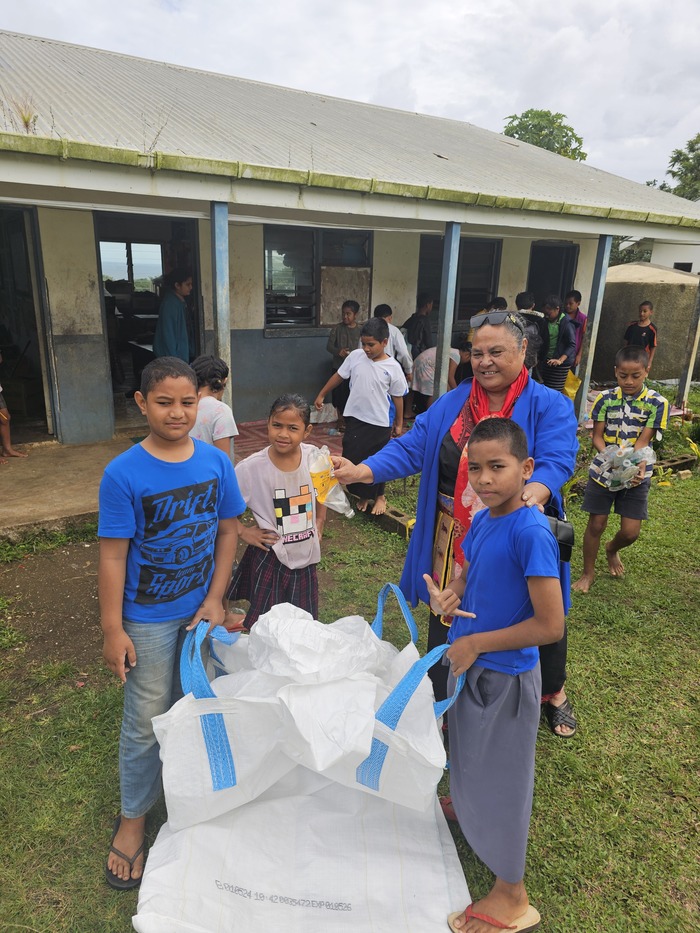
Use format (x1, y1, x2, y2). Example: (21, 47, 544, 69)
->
(4, 0, 699, 185)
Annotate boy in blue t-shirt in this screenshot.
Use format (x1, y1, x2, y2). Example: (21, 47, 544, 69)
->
(424, 417, 564, 933)
(98, 357, 245, 890)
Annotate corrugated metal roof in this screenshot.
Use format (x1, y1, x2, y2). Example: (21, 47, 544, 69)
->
(1, 30, 699, 226)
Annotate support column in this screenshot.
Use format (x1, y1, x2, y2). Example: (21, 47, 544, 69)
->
(211, 201, 232, 408)
(434, 222, 461, 399)
(576, 234, 612, 420)
(675, 281, 700, 410)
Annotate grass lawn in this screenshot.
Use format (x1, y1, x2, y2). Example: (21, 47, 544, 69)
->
(1, 473, 699, 931)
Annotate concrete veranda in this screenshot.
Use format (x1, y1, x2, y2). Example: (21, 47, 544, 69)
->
(2, 421, 343, 539)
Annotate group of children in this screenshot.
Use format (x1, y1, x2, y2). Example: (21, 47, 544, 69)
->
(97, 293, 669, 930)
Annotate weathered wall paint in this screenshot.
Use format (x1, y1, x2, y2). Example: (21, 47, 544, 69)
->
(38, 207, 103, 336)
(231, 224, 265, 329)
(370, 231, 421, 321)
(36, 207, 114, 443)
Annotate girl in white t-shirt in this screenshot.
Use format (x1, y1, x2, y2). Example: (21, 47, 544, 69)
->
(189, 355, 238, 461)
(227, 394, 327, 628)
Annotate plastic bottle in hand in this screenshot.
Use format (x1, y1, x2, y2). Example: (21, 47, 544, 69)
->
(308, 446, 355, 518)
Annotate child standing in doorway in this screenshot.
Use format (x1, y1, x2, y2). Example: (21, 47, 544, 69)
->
(227, 394, 327, 627)
(189, 355, 238, 462)
(98, 357, 244, 890)
(314, 317, 407, 515)
(424, 417, 564, 933)
(573, 345, 668, 593)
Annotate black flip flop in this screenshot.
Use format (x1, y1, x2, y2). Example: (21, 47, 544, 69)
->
(105, 816, 145, 890)
(544, 697, 577, 738)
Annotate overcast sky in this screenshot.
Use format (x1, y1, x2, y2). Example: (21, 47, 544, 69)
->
(4, 0, 699, 185)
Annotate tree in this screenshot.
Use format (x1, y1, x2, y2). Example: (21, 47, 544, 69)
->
(503, 109, 587, 161)
(658, 133, 700, 201)
(608, 236, 652, 267)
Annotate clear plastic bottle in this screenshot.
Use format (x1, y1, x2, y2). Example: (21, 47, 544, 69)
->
(308, 445, 355, 518)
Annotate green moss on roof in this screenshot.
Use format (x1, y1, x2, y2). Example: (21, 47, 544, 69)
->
(1, 130, 700, 229)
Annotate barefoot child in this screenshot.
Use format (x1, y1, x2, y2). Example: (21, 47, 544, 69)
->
(98, 357, 244, 890)
(189, 354, 238, 461)
(227, 394, 327, 627)
(314, 317, 407, 515)
(424, 417, 564, 933)
(573, 346, 668, 593)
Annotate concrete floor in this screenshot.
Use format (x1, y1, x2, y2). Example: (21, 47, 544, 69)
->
(2, 420, 344, 539)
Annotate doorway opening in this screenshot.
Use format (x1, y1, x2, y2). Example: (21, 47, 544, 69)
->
(95, 213, 201, 433)
(0, 207, 52, 446)
(527, 241, 579, 309)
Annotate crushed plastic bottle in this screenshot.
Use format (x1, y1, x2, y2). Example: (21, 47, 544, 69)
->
(308, 445, 355, 518)
(589, 444, 656, 490)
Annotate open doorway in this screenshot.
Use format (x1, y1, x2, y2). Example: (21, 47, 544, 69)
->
(95, 213, 200, 432)
(0, 207, 52, 445)
(527, 241, 579, 309)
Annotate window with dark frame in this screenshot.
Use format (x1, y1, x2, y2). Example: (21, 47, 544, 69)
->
(264, 225, 372, 328)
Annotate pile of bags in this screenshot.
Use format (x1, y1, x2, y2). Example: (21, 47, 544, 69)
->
(133, 585, 470, 932)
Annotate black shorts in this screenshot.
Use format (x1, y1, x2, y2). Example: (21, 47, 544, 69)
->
(581, 477, 650, 520)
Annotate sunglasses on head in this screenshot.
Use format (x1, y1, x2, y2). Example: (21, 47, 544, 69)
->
(468, 311, 524, 333)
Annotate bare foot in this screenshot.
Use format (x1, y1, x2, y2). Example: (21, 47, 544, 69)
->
(1, 447, 28, 458)
(370, 495, 387, 516)
(356, 499, 370, 512)
(605, 542, 625, 577)
(107, 814, 145, 885)
(572, 573, 594, 593)
(448, 879, 533, 932)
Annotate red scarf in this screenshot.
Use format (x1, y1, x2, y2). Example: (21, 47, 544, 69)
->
(450, 366, 529, 556)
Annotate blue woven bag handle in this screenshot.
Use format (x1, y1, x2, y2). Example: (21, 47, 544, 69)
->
(370, 582, 419, 644)
(180, 622, 240, 698)
(178, 622, 241, 793)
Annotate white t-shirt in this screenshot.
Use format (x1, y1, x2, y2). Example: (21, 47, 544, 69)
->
(190, 396, 238, 452)
(235, 443, 320, 570)
(412, 347, 459, 395)
(338, 349, 408, 427)
(386, 322, 412, 375)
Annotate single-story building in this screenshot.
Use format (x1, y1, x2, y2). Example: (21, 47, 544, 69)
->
(1, 30, 700, 444)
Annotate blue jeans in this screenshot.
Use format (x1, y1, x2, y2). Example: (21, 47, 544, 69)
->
(119, 617, 189, 819)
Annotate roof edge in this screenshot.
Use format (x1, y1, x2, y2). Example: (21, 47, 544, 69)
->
(1, 131, 699, 230)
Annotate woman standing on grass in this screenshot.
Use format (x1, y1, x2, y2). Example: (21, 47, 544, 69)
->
(333, 311, 579, 736)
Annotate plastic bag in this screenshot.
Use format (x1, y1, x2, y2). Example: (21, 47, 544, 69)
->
(308, 445, 354, 517)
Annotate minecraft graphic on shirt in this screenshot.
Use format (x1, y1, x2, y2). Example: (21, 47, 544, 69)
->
(273, 483, 314, 543)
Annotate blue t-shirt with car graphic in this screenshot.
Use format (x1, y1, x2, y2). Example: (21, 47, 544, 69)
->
(98, 440, 245, 623)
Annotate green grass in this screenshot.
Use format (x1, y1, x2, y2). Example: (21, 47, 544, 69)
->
(1, 479, 698, 930)
(0, 522, 98, 564)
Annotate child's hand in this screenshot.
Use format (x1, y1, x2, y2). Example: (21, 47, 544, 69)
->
(446, 636, 480, 676)
(188, 596, 226, 632)
(314, 395, 325, 411)
(241, 525, 278, 551)
(422, 574, 474, 620)
(103, 630, 136, 684)
(392, 423, 403, 438)
(630, 461, 647, 487)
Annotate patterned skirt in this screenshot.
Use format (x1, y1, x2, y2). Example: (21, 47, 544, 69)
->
(227, 545, 318, 628)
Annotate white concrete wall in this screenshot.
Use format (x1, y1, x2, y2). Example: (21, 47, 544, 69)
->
(370, 231, 421, 322)
(651, 242, 700, 272)
(231, 223, 264, 328)
(37, 208, 102, 334)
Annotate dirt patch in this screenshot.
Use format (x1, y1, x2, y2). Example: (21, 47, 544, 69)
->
(0, 511, 377, 670)
(1, 541, 103, 668)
